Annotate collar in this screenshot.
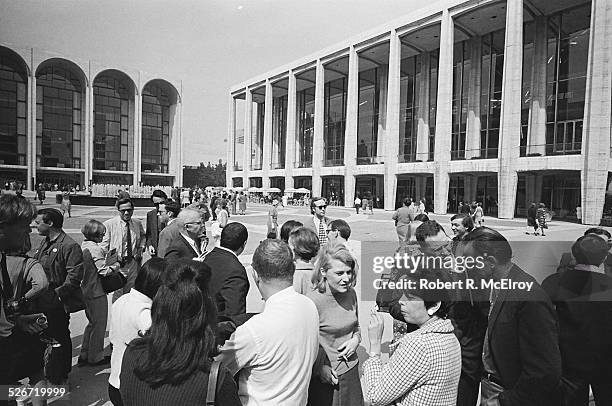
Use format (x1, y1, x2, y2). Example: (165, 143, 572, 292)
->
(180, 232, 198, 248)
(295, 259, 314, 270)
(574, 263, 605, 274)
(217, 246, 238, 258)
(265, 286, 295, 306)
(46, 231, 63, 244)
(167, 218, 176, 225)
(129, 288, 153, 304)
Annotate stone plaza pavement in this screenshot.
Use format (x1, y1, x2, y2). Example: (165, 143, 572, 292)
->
(27, 201, 601, 405)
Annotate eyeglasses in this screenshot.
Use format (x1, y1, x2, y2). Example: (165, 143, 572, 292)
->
(119, 208, 134, 213)
(316, 205, 327, 209)
(326, 228, 334, 234)
(185, 221, 205, 226)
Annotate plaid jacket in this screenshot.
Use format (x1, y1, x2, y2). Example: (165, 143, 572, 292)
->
(364, 318, 461, 406)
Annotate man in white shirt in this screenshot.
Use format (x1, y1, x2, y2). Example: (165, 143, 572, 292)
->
(218, 239, 319, 406)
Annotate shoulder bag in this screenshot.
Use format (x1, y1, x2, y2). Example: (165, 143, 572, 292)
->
(206, 360, 221, 405)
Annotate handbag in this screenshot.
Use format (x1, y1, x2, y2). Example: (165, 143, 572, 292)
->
(206, 360, 221, 405)
(83, 249, 127, 294)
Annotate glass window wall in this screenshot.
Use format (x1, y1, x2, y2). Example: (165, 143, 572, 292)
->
(357, 68, 380, 164)
(271, 94, 287, 169)
(0, 50, 27, 166)
(233, 96, 245, 171)
(399, 56, 422, 163)
(296, 86, 314, 168)
(480, 30, 504, 159)
(141, 84, 170, 173)
(251, 99, 264, 170)
(451, 41, 470, 160)
(428, 51, 439, 161)
(520, 21, 535, 156)
(36, 64, 83, 168)
(324, 77, 347, 167)
(93, 76, 131, 171)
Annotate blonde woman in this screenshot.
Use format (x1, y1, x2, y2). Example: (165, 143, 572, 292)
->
(306, 243, 363, 406)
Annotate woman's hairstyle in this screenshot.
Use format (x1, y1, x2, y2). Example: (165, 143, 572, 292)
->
(414, 213, 429, 222)
(288, 227, 319, 262)
(134, 260, 217, 387)
(134, 257, 166, 299)
(312, 242, 357, 293)
(218, 198, 227, 209)
(401, 267, 451, 319)
(280, 220, 303, 243)
(81, 219, 105, 240)
(0, 194, 37, 226)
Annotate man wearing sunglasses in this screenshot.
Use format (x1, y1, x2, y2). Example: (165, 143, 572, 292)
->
(102, 198, 145, 302)
(304, 197, 332, 246)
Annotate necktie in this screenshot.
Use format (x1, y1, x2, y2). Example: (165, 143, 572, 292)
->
(318, 220, 327, 246)
(125, 221, 133, 259)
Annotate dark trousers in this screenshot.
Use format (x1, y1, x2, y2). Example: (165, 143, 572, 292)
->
(108, 384, 124, 406)
(457, 373, 480, 406)
(45, 306, 72, 384)
(0, 331, 45, 385)
(561, 375, 612, 406)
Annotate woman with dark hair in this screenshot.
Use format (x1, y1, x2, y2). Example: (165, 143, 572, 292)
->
(108, 257, 166, 406)
(280, 220, 303, 243)
(119, 261, 240, 405)
(365, 268, 461, 405)
(288, 227, 319, 294)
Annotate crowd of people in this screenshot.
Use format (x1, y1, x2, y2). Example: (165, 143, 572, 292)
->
(0, 190, 610, 406)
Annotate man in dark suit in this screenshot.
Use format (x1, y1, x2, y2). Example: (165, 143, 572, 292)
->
(145, 189, 167, 257)
(460, 227, 561, 406)
(164, 208, 205, 262)
(303, 197, 331, 246)
(33, 208, 84, 385)
(203, 222, 249, 317)
(543, 235, 612, 405)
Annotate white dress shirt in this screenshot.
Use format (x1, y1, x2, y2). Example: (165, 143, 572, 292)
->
(218, 287, 319, 406)
(108, 288, 152, 389)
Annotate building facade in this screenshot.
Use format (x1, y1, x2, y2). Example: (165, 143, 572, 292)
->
(227, 0, 612, 225)
(0, 44, 183, 189)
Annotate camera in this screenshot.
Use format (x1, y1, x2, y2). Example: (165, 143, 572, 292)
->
(4, 297, 26, 318)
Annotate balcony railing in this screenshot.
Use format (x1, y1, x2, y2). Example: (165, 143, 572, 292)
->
(398, 152, 432, 163)
(520, 143, 581, 157)
(356, 156, 384, 165)
(232, 164, 243, 171)
(270, 162, 285, 169)
(249, 164, 262, 171)
(323, 158, 344, 167)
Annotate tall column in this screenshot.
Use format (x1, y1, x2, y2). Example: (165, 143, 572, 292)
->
(497, 0, 523, 219)
(466, 36, 482, 159)
(134, 89, 142, 187)
(416, 51, 430, 161)
(285, 72, 297, 191)
(344, 46, 359, 207)
(262, 80, 273, 190)
(27, 71, 35, 189)
(176, 98, 183, 187)
(243, 89, 252, 187)
(84, 83, 93, 188)
(227, 95, 236, 187)
(377, 64, 389, 158)
(385, 30, 401, 210)
(433, 10, 454, 214)
(582, 0, 612, 225)
(528, 16, 548, 155)
(312, 60, 325, 196)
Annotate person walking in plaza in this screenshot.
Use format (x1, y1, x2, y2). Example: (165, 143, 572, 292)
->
(307, 243, 363, 406)
(230, 192, 237, 215)
(78, 219, 120, 367)
(354, 195, 361, 214)
(392, 198, 415, 249)
(542, 234, 612, 406)
(102, 198, 146, 302)
(238, 191, 247, 215)
(108, 258, 165, 406)
(526, 202, 538, 235)
(305, 197, 331, 246)
(472, 202, 484, 227)
(145, 189, 167, 258)
(219, 239, 319, 406)
(364, 268, 461, 406)
(536, 202, 548, 236)
(33, 207, 84, 385)
(36, 183, 46, 205)
(211, 198, 229, 247)
(459, 227, 561, 405)
(267, 197, 280, 238)
(119, 260, 241, 406)
(60, 190, 71, 218)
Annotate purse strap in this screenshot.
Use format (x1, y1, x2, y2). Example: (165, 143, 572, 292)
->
(206, 360, 221, 406)
(13, 257, 30, 301)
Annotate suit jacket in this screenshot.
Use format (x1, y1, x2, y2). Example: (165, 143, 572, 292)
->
(101, 216, 145, 262)
(487, 264, 561, 406)
(303, 215, 331, 233)
(33, 231, 84, 313)
(145, 208, 165, 253)
(157, 220, 181, 258)
(203, 247, 249, 317)
(164, 233, 199, 262)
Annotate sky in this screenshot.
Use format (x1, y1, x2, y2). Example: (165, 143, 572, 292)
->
(0, 0, 425, 166)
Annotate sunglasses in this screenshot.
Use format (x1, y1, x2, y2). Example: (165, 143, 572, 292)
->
(316, 205, 327, 209)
